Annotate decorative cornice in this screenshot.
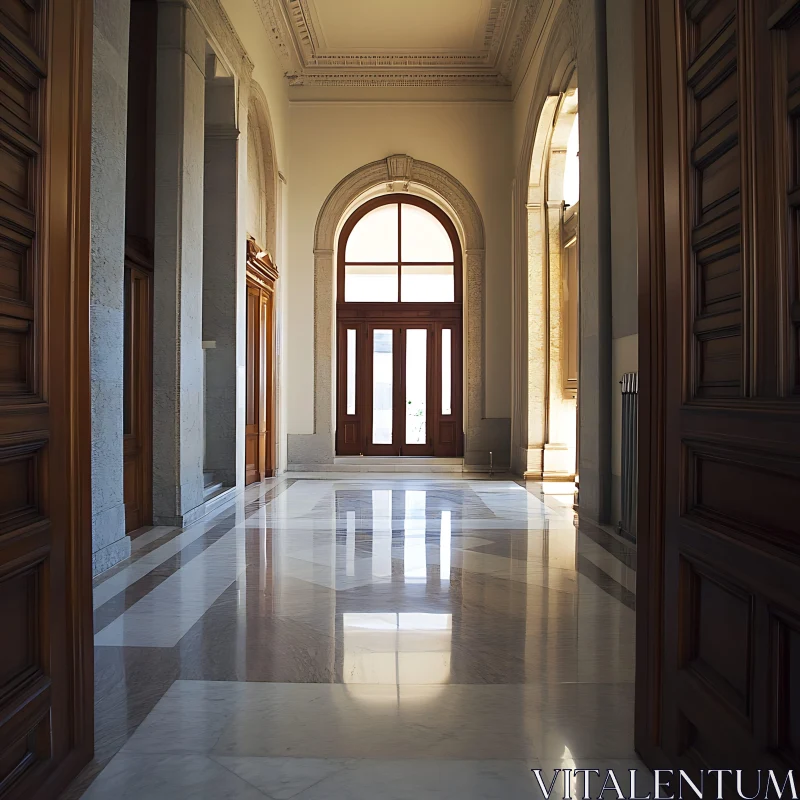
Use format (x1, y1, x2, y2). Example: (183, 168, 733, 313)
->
(501, 0, 544, 79)
(288, 71, 511, 87)
(256, 0, 530, 87)
(251, 0, 295, 70)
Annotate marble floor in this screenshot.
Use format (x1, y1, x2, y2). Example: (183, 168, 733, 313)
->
(68, 475, 647, 799)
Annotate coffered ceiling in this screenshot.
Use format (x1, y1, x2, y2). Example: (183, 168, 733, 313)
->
(251, 0, 543, 89)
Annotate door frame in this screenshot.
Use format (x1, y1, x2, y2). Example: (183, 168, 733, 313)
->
(634, 0, 668, 768)
(335, 194, 464, 458)
(122, 243, 154, 533)
(0, 0, 95, 795)
(361, 322, 436, 457)
(245, 239, 278, 483)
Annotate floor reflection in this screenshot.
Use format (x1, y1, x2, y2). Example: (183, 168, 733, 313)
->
(76, 476, 643, 800)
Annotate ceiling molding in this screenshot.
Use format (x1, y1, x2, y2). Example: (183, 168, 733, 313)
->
(501, 0, 545, 79)
(249, 0, 540, 87)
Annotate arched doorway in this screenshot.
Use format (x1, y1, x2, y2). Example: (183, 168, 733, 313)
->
(335, 195, 463, 457)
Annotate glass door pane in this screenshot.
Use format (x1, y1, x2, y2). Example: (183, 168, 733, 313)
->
(372, 329, 393, 445)
(405, 329, 427, 445)
(346, 328, 357, 415)
(441, 328, 452, 415)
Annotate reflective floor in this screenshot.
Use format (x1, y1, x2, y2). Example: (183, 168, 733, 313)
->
(72, 476, 646, 799)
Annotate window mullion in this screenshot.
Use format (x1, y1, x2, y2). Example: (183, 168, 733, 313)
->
(397, 201, 402, 301)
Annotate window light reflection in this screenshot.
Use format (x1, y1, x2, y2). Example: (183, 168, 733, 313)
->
(342, 612, 452, 694)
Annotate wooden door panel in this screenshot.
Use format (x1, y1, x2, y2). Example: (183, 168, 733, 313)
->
(638, 0, 800, 775)
(0, 0, 93, 796)
(122, 259, 153, 533)
(245, 248, 277, 484)
(399, 324, 434, 456)
(336, 322, 364, 456)
(337, 318, 463, 457)
(245, 281, 260, 485)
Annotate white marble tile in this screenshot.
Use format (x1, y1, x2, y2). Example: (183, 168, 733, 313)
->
(93, 521, 217, 609)
(122, 680, 247, 754)
(94, 525, 247, 647)
(126, 681, 544, 760)
(212, 757, 352, 799)
(81, 753, 267, 799)
(293, 759, 539, 800)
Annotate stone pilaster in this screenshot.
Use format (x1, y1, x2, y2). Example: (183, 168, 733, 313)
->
(152, 0, 207, 524)
(202, 61, 239, 487)
(89, 0, 132, 573)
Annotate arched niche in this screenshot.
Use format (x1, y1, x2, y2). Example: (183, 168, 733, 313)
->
(246, 82, 278, 257)
(287, 155, 505, 469)
(511, 0, 580, 479)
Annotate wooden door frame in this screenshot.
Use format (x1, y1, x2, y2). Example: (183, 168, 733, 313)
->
(335, 194, 464, 457)
(0, 0, 96, 794)
(633, 0, 670, 768)
(245, 239, 277, 482)
(122, 243, 154, 533)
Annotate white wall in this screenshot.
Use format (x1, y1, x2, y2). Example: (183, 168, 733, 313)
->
(284, 101, 514, 437)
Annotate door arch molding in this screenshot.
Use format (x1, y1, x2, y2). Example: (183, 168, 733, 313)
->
(287, 155, 499, 468)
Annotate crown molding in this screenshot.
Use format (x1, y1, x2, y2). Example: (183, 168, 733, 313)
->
(248, 0, 540, 87)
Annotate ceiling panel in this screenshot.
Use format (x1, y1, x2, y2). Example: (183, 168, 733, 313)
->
(310, 0, 487, 53)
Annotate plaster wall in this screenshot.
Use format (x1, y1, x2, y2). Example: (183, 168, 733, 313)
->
(284, 102, 514, 446)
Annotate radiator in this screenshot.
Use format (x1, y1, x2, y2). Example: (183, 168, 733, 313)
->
(618, 372, 638, 541)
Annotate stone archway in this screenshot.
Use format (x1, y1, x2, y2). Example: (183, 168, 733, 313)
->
(287, 155, 506, 470)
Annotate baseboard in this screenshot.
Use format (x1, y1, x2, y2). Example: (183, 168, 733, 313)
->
(152, 485, 241, 528)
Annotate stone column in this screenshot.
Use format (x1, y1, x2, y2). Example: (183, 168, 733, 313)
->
(202, 58, 239, 487)
(89, 0, 131, 573)
(152, 0, 206, 525)
(525, 202, 547, 477)
(575, 0, 613, 522)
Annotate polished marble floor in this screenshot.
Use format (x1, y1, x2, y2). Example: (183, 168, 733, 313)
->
(70, 476, 646, 799)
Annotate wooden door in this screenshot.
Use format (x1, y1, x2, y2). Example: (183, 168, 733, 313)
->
(122, 251, 153, 532)
(245, 243, 277, 485)
(636, 0, 800, 774)
(0, 0, 94, 796)
(259, 282, 275, 479)
(245, 280, 262, 485)
(338, 319, 461, 457)
(362, 323, 435, 457)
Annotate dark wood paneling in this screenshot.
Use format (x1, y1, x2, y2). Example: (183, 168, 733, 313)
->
(122, 255, 153, 533)
(637, 0, 800, 776)
(0, 0, 94, 796)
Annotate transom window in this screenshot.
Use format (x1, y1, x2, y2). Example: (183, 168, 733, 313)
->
(338, 196, 460, 303)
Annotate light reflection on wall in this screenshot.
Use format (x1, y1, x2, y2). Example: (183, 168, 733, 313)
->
(342, 612, 453, 699)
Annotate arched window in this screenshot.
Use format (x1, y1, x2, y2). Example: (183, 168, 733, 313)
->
(338, 196, 462, 303)
(336, 195, 463, 457)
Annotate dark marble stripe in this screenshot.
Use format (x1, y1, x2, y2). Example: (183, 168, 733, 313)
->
(576, 553, 636, 610)
(93, 480, 297, 632)
(577, 517, 637, 570)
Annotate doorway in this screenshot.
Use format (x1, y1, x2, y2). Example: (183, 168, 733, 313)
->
(122, 248, 153, 532)
(122, 0, 157, 533)
(245, 239, 277, 485)
(335, 196, 463, 458)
